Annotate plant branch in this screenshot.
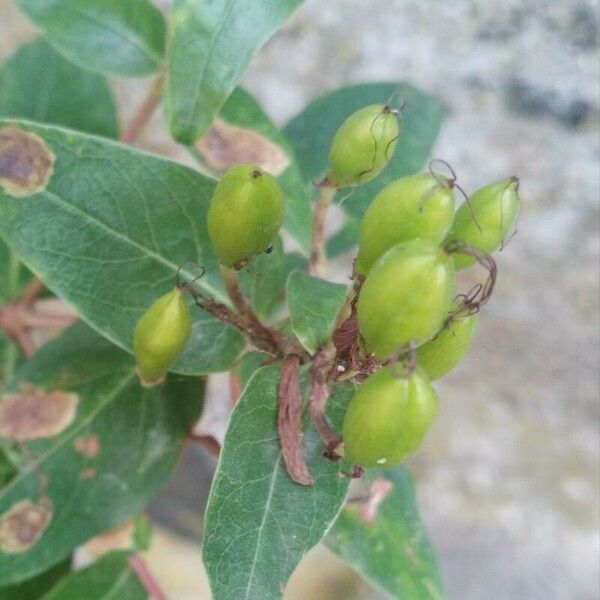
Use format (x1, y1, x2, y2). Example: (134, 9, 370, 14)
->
(128, 554, 168, 600)
(308, 184, 336, 276)
(120, 72, 166, 146)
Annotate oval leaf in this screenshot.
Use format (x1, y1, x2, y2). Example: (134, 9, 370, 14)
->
(326, 467, 444, 599)
(286, 271, 348, 355)
(40, 552, 145, 600)
(166, 0, 304, 143)
(203, 365, 352, 600)
(15, 0, 166, 77)
(0, 120, 244, 375)
(284, 82, 445, 255)
(1, 557, 71, 600)
(0, 39, 119, 138)
(0, 323, 202, 584)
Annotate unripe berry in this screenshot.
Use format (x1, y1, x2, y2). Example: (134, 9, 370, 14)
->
(207, 165, 284, 268)
(446, 177, 520, 269)
(133, 287, 192, 384)
(357, 240, 455, 359)
(356, 173, 455, 275)
(342, 367, 438, 468)
(327, 104, 399, 189)
(417, 309, 478, 380)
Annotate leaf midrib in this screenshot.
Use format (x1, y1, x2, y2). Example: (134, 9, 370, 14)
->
(37, 187, 228, 304)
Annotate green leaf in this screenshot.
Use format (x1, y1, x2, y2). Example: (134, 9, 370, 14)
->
(0, 39, 119, 138)
(0, 120, 244, 375)
(15, 0, 166, 77)
(232, 351, 269, 389)
(286, 271, 348, 355)
(40, 552, 145, 600)
(203, 365, 352, 600)
(284, 82, 445, 219)
(165, 0, 304, 143)
(326, 467, 444, 599)
(1, 557, 71, 600)
(238, 237, 284, 320)
(0, 322, 202, 584)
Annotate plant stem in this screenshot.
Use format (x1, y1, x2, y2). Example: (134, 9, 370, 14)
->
(128, 554, 168, 600)
(308, 185, 336, 276)
(120, 72, 166, 145)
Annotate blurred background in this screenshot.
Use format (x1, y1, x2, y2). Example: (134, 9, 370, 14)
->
(1, 0, 599, 598)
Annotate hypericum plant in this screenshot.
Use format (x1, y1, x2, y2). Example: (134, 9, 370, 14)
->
(0, 2, 520, 598)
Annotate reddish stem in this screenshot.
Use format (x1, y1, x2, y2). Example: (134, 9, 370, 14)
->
(308, 185, 336, 276)
(120, 73, 165, 145)
(128, 554, 168, 600)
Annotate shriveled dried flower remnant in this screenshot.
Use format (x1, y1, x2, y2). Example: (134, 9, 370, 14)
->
(0, 384, 78, 441)
(0, 497, 53, 553)
(0, 126, 55, 198)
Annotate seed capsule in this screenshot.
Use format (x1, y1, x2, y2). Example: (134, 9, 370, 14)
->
(133, 287, 192, 384)
(446, 177, 520, 269)
(207, 165, 284, 268)
(327, 104, 399, 189)
(417, 309, 478, 380)
(356, 173, 455, 275)
(342, 367, 438, 468)
(357, 239, 455, 359)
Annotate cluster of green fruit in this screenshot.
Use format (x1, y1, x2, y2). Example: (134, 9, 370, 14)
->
(132, 103, 519, 473)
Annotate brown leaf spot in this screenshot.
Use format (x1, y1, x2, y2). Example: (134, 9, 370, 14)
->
(0, 497, 53, 553)
(80, 467, 96, 480)
(197, 118, 290, 175)
(403, 541, 422, 567)
(0, 127, 55, 198)
(0, 384, 78, 441)
(84, 519, 135, 556)
(74, 434, 100, 458)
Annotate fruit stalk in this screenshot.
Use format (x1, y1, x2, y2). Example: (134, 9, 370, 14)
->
(308, 184, 336, 276)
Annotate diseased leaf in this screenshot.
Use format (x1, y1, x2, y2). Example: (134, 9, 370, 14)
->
(0, 323, 202, 584)
(203, 366, 352, 600)
(1, 557, 71, 600)
(0, 120, 244, 375)
(0, 38, 119, 138)
(286, 270, 348, 355)
(40, 552, 145, 600)
(166, 0, 304, 143)
(326, 467, 444, 599)
(284, 82, 445, 220)
(199, 88, 312, 256)
(15, 0, 166, 77)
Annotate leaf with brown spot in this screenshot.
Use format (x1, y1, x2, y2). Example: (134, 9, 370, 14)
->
(0, 322, 202, 586)
(0, 127, 54, 198)
(0, 497, 53, 553)
(197, 118, 291, 175)
(0, 385, 78, 442)
(73, 434, 100, 459)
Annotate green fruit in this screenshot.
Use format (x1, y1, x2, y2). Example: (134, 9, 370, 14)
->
(357, 240, 455, 359)
(207, 164, 284, 268)
(446, 177, 520, 269)
(417, 309, 477, 380)
(356, 173, 456, 275)
(342, 367, 438, 467)
(327, 104, 399, 189)
(133, 287, 192, 384)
